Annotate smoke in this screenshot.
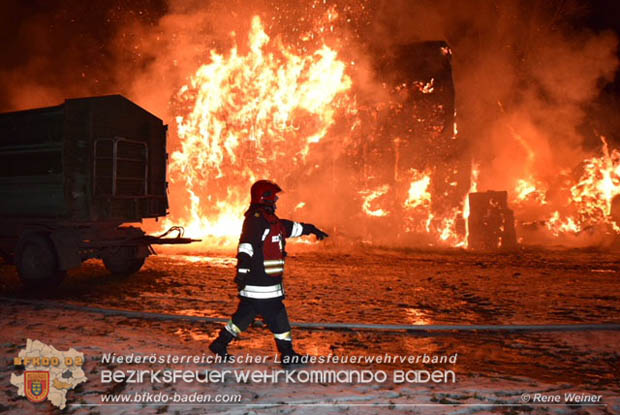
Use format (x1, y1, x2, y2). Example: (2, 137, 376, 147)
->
(1, 0, 618, 247)
(0, 0, 164, 111)
(363, 0, 618, 191)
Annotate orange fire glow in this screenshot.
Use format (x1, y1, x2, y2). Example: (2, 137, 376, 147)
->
(404, 170, 432, 209)
(360, 185, 390, 217)
(165, 12, 474, 249)
(516, 137, 620, 237)
(569, 137, 620, 221)
(162, 9, 619, 250)
(514, 178, 547, 205)
(165, 15, 352, 247)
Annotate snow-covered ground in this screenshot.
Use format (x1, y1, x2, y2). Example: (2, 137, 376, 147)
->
(1, 247, 618, 414)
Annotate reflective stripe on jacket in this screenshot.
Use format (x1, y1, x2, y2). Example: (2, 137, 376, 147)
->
(239, 284, 284, 299)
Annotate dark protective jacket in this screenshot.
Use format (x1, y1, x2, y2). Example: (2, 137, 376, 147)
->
(235, 204, 314, 299)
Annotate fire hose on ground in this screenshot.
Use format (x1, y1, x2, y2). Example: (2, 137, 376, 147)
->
(2, 297, 619, 334)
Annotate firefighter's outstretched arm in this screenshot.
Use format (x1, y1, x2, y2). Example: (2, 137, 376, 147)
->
(281, 220, 329, 240)
(304, 223, 329, 240)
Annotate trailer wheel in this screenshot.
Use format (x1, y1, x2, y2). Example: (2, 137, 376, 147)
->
(16, 233, 65, 288)
(102, 246, 145, 275)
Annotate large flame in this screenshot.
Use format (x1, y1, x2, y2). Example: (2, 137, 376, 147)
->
(569, 137, 620, 223)
(163, 10, 619, 250)
(404, 170, 432, 209)
(513, 137, 620, 237)
(165, 13, 473, 249)
(514, 178, 547, 205)
(166, 16, 352, 247)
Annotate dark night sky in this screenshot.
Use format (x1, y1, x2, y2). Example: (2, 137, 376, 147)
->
(0, 0, 167, 110)
(578, 0, 620, 106)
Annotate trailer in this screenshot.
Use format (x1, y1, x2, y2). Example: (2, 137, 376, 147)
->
(0, 95, 196, 287)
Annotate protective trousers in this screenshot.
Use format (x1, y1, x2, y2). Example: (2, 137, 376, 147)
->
(229, 297, 292, 338)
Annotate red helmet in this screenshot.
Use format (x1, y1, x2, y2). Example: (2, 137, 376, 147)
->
(250, 180, 282, 205)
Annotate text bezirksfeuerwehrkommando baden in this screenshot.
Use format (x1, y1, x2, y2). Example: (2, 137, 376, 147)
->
(99, 352, 458, 384)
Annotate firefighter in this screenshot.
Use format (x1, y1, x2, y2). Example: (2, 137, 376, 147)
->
(209, 180, 328, 367)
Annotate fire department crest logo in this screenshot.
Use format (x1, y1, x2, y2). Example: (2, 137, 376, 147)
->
(10, 339, 87, 409)
(24, 371, 49, 403)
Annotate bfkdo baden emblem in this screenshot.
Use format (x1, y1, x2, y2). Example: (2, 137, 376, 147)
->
(24, 371, 49, 403)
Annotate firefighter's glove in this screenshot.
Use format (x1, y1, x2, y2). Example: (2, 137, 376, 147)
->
(234, 272, 246, 290)
(309, 225, 329, 240)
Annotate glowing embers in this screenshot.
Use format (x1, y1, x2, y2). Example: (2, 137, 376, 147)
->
(404, 170, 432, 209)
(360, 185, 390, 217)
(545, 211, 580, 236)
(514, 178, 547, 205)
(413, 78, 435, 94)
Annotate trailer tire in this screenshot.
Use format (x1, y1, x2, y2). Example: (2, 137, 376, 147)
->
(102, 246, 145, 275)
(16, 233, 65, 288)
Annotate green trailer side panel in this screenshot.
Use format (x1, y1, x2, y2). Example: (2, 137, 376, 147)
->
(0, 175, 67, 216)
(0, 95, 168, 222)
(0, 105, 68, 218)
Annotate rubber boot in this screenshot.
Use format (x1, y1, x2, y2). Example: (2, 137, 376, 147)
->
(209, 329, 234, 361)
(275, 339, 305, 369)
